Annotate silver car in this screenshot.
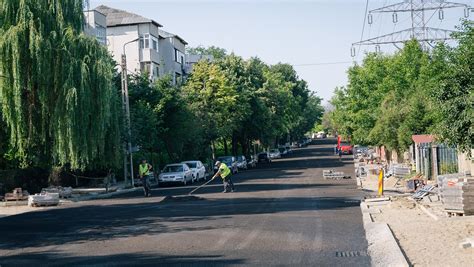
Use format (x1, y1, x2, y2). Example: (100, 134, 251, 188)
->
(269, 149, 281, 159)
(158, 163, 194, 186)
(182, 160, 207, 182)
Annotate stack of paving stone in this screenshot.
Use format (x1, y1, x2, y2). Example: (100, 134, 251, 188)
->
(437, 174, 474, 215)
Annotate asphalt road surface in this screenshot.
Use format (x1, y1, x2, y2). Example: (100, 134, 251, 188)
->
(0, 139, 371, 266)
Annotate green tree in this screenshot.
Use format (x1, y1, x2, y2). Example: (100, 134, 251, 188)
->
(186, 45, 227, 60)
(431, 21, 474, 152)
(0, 0, 121, 170)
(183, 60, 238, 157)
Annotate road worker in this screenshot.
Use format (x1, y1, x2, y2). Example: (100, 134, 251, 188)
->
(139, 159, 152, 197)
(211, 161, 235, 193)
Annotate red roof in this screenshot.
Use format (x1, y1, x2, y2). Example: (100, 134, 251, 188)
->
(412, 134, 434, 144)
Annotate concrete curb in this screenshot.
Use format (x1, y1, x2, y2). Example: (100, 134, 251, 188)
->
(69, 187, 143, 202)
(361, 201, 409, 267)
(416, 203, 439, 221)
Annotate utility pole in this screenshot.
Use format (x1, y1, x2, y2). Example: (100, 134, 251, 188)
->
(121, 38, 139, 186)
(352, 0, 471, 54)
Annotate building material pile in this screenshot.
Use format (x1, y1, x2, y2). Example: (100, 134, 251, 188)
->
(28, 193, 60, 207)
(437, 174, 474, 215)
(323, 170, 351, 180)
(41, 186, 73, 198)
(4, 188, 30, 201)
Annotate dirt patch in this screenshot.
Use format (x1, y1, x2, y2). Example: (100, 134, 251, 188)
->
(371, 197, 474, 267)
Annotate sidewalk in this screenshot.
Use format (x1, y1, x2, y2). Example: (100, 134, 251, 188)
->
(0, 183, 145, 218)
(358, 163, 474, 266)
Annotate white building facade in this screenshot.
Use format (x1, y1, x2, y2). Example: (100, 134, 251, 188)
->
(94, 5, 190, 83)
(95, 5, 163, 81)
(83, 10, 107, 46)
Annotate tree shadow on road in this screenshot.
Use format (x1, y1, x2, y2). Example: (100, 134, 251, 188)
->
(0, 251, 245, 266)
(0, 195, 361, 251)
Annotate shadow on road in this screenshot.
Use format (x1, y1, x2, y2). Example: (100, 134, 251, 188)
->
(0, 195, 360, 250)
(0, 251, 245, 266)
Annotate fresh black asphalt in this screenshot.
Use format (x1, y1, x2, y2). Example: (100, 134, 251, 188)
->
(0, 139, 371, 266)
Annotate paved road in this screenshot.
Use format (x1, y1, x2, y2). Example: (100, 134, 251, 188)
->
(0, 139, 370, 266)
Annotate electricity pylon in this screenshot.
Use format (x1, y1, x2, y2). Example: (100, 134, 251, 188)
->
(352, 0, 472, 54)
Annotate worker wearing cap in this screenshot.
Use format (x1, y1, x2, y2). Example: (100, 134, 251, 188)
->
(139, 159, 152, 197)
(211, 161, 235, 193)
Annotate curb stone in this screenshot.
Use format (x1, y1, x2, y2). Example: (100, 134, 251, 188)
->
(361, 201, 409, 267)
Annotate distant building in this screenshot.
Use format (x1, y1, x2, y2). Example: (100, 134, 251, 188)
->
(95, 5, 163, 81)
(158, 30, 188, 84)
(185, 54, 214, 74)
(83, 10, 107, 46)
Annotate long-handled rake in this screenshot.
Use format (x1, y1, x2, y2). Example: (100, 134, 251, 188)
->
(188, 178, 215, 195)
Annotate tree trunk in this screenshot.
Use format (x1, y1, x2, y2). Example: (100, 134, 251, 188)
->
(211, 140, 216, 160)
(232, 133, 238, 156)
(223, 138, 228, 155)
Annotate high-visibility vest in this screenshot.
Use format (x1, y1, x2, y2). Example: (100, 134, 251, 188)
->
(219, 163, 231, 179)
(139, 163, 150, 176)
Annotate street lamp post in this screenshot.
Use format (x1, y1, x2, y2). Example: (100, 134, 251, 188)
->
(121, 38, 139, 187)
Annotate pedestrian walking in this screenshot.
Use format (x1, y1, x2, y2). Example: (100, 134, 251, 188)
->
(139, 159, 152, 197)
(211, 161, 235, 193)
(338, 149, 342, 161)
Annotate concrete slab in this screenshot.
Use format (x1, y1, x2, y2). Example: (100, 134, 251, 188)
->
(365, 222, 409, 267)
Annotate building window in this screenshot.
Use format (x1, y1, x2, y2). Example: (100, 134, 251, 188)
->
(175, 72, 182, 84)
(95, 24, 106, 45)
(139, 34, 158, 52)
(140, 62, 151, 74)
(175, 49, 185, 64)
(155, 66, 160, 77)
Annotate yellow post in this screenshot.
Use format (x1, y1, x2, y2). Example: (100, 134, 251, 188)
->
(378, 168, 384, 197)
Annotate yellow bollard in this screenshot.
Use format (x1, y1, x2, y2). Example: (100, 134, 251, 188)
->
(378, 168, 384, 197)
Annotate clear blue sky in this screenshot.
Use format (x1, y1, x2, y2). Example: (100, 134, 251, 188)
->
(90, 0, 473, 104)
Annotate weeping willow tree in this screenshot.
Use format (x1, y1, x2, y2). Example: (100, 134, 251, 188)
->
(0, 0, 121, 170)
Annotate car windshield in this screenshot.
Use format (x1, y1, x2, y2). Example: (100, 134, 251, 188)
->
(278, 148, 285, 152)
(185, 162, 197, 168)
(221, 159, 232, 165)
(341, 143, 350, 146)
(258, 153, 267, 159)
(270, 149, 278, 153)
(163, 165, 183, 172)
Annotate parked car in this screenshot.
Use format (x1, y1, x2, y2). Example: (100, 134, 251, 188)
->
(278, 146, 288, 156)
(247, 155, 257, 168)
(258, 152, 271, 163)
(158, 163, 193, 186)
(236, 155, 248, 170)
(339, 143, 354, 155)
(182, 160, 207, 182)
(269, 149, 281, 159)
(316, 132, 327, 139)
(215, 156, 239, 174)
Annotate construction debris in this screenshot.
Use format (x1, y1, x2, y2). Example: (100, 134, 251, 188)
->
(28, 193, 60, 207)
(412, 184, 437, 200)
(41, 186, 73, 198)
(4, 188, 30, 201)
(323, 170, 351, 180)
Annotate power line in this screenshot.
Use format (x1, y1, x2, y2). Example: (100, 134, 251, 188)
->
(357, 0, 371, 58)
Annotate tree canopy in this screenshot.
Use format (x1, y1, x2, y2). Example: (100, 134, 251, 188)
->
(0, 0, 121, 170)
(329, 21, 473, 154)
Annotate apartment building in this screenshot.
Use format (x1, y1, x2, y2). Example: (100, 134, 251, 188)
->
(158, 29, 188, 84)
(95, 5, 162, 81)
(83, 10, 107, 46)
